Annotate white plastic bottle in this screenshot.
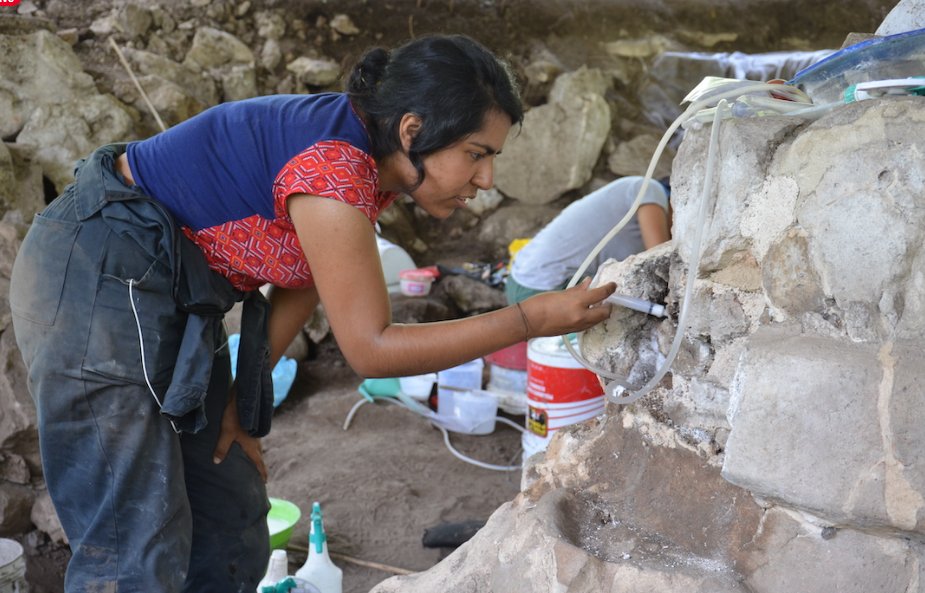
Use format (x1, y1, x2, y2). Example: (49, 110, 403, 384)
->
(256, 549, 289, 592)
(294, 502, 343, 593)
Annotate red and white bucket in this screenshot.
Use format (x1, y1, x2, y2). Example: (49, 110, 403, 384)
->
(523, 336, 604, 460)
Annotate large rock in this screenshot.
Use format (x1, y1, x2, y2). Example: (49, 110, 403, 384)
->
(876, 0, 925, 34)
(16, 95, 135, 193)
(724, 328, 925, 536)
(0, 29, 97, 139)
(0, 28, 136, 192)
(121, 47, 219, 119)
(740, 507, 925, 593)
(373, 418, 763, 592)
(494, 87, 610, 204)
(183, 27, 257, 101)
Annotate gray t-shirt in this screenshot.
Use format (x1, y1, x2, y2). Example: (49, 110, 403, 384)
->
(510, 176, 669, 291)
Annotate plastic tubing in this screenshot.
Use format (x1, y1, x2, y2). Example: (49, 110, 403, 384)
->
(342, 395, 524, 471)
(561, 81, 795, 405)
(606, 294, 666, 317)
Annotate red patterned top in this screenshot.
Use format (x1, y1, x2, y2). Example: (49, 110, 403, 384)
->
(183, 140, 398, 292)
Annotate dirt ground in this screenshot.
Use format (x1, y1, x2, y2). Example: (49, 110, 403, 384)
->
(262, 342, 525, 593)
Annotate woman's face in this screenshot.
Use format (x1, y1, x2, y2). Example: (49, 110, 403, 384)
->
(407, 109, 513, 219)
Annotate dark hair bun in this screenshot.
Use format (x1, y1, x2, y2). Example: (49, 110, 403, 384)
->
(346, 47, 390, 97)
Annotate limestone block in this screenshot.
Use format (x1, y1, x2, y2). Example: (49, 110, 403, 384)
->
(116, 3, 153, 39)
(494, 93, 610, 205)
(663, 375, 730, 433)
(260, 39, 283, 71)
(708, 252, 762, 292)
(672, 116, 801, 272)
(183, 27, 254, 71)
(741, 507, 923, 593)
(255, 10, 286, 40)
(876, 0, 925, 35)
(122, 47, 219, 107)
(286, 57, 341, 88)
(762, 226, 825, 319)
(371, 489, 749, 593)
(31, 489, 66, 544)
(133, 76, 209, 126)
(17, 95, 135, 192)
(220, 64, 258, 101)
(723, 328, 925, 536)
(548, 66, 611, 104)
(0, 29, 97, 139)
(532, 416, 762, 564)
(788, 100, 925, 334)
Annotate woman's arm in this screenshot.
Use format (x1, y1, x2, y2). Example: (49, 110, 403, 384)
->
(637, 203, 671, 249)
(265, 285, 320, 367)
(288, 194, 616, 378)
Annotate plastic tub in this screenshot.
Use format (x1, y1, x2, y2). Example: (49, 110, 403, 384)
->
(267, 498, 301, 550)
(447, 389, 498, 435)
(399, 268, 437, 297)
(398, 373, 437, 400)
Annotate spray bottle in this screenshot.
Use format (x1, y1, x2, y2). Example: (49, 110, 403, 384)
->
(294, 502, 343, 593)
(257, 549, 289, 593)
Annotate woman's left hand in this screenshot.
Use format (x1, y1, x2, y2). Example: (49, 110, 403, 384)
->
(213, 392, 268, 482)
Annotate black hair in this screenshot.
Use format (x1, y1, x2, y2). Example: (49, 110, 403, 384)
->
(346, 35, 523, 188)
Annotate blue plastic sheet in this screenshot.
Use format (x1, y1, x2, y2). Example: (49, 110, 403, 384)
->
(227, 334, 297, 408)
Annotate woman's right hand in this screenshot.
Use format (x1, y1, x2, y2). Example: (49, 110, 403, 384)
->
(519, 277, 617, 338)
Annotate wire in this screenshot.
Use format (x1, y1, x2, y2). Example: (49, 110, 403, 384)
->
(128, 280, 180, 434)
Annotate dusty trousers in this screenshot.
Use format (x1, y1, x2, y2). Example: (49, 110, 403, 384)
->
(10, 145, 270, 592)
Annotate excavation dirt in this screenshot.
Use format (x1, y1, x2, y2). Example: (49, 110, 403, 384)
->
(261, 343, 524, 593)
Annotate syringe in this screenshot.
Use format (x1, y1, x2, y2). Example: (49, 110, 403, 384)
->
(606, 294, 666, 317)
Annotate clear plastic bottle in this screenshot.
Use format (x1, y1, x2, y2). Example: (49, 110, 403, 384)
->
(294, 503, 343, 593)
(257, 549, 289, 593)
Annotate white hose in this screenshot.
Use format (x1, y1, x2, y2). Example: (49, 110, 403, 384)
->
(561, 82, 804, 405)
(343, 395, 523, 472)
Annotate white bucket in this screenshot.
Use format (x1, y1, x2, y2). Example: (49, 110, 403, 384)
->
(375, 235, 416, 294)
(0, 538, 26, 593)
(522, 337, 604, 459)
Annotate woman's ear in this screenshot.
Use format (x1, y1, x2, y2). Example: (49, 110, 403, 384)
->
(398, 113, 423, 152)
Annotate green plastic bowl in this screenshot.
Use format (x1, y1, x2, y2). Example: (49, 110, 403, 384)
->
(267, 497, 301, 550)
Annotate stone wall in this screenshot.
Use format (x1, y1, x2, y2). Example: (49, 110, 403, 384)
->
(372, 97, 925, 593)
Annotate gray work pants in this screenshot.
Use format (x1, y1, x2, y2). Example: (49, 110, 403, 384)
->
(10, 149, 269, 592)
